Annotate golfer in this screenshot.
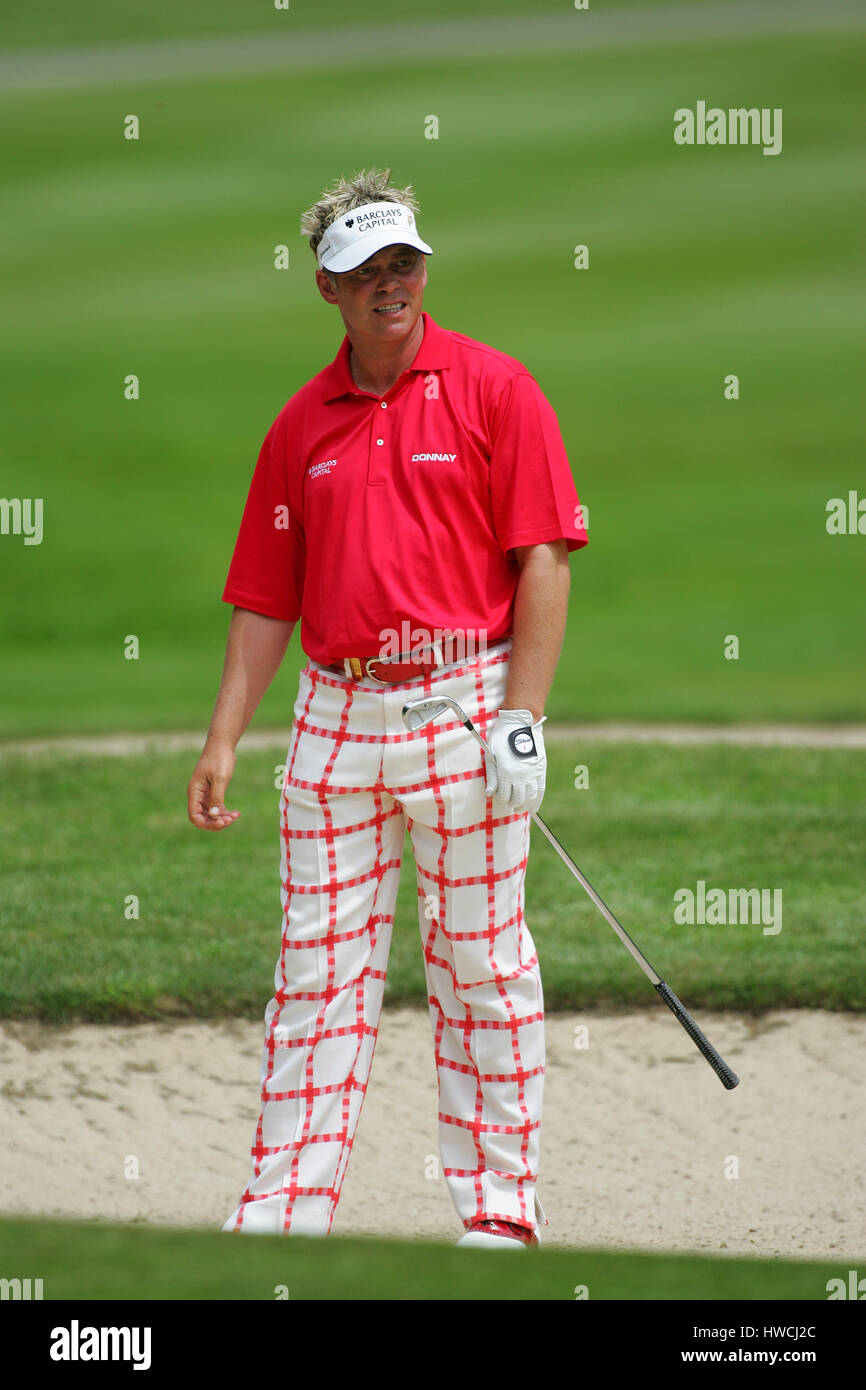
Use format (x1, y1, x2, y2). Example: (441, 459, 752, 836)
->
(187, 167, 588, 1247)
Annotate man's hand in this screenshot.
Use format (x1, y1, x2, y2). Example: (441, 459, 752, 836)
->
(187, 607, 295, 832)
(485, 709, 547, 815)
(187, 741, 240, 831)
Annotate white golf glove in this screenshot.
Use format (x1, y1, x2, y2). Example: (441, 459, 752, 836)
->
(485, 709, 547, 815)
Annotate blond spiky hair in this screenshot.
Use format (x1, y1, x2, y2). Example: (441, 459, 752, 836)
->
(300, 167, 420, 260)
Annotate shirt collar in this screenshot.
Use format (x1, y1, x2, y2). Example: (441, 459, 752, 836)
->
(319, 312, 453, 402)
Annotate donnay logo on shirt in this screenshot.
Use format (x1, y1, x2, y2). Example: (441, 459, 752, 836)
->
(411, 451, 457, 462)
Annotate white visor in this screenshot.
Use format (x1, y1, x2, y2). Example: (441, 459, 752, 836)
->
(316, 201, 433, 272)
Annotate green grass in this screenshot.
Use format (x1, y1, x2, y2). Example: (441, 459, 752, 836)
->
(0, 13, 864, 735)
(1, 741, 862, 1022)
(0, 0, 705, 52)
(0, 1215, 848, 1300)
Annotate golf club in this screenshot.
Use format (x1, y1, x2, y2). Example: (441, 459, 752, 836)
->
(402, 694, 740, 1091)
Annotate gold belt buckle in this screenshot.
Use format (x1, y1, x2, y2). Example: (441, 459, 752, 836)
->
(364, 649, 414, 684)
(363, 642, 444, 684)
(364, 656, 389, 685)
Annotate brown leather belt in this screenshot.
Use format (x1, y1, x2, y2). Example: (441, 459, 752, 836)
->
(324, 634, 508, 685)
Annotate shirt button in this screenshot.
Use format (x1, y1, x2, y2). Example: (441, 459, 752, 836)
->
(380, 401, 388, 409)
(376, 438, 384, 446)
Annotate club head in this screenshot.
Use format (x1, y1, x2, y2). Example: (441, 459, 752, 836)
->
(401, 698, 454, 732)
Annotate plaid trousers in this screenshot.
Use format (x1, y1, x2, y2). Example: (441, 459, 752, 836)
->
(222, 640, 545, 1237)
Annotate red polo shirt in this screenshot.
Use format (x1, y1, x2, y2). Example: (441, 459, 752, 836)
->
(222, 312, 587, 662)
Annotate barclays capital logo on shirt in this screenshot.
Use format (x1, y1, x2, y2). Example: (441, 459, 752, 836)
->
(309, 458, 338, 479)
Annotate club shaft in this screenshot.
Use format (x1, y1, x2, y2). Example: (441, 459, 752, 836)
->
(457, 716, 661, 985)
(452, 706, 739, 1090)
(528, 813, 662, 985)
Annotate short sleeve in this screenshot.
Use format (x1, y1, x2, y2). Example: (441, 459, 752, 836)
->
(488, 372, 588, 555)
(221, 416, 305, 621)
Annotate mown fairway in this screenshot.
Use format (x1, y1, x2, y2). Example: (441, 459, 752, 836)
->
(0, 1215, 846, 1300)
(1, 739, 862, 1021)
(1, 4, 864, 735)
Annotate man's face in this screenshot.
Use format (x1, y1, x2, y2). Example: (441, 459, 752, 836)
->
(315, 243, 427, 343)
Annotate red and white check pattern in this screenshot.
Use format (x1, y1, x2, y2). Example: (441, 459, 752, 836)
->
(222, 641, 545, 1237)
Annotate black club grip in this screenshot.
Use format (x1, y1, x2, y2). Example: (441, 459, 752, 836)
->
(655, 980, 740, 1090)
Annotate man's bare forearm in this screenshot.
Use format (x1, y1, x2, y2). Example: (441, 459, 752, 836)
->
(205, 606, 296, 750)
(503, 541, 570, 723)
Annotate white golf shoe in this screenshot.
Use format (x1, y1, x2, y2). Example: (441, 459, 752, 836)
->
(455, 1219, 539, 1249)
